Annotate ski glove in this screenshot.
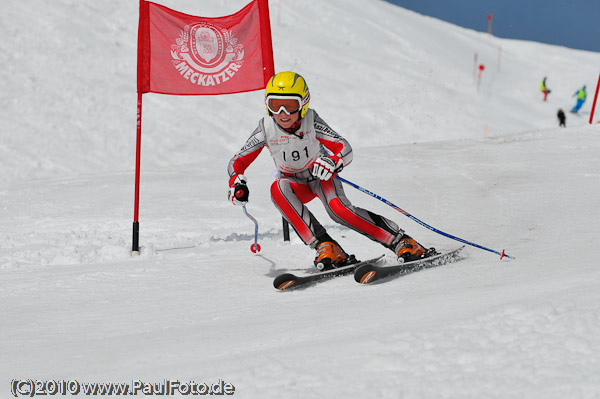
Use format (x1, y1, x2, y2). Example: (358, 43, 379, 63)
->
(228, 174, 249, 206)
(311, 156, 343, 181)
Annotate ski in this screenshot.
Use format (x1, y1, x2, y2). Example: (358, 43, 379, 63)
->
(273, 255, 385, 291)
(354, 246, 465, 285)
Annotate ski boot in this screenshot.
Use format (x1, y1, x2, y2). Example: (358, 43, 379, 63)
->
(393, 234, 431, 263)
(314, 241, 352, 271)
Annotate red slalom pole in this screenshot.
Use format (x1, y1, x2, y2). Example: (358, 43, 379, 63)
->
(589, 72, 600, 124)
(132, 92, 142, 253)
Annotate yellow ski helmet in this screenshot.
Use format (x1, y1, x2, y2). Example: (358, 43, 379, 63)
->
(265, 72, 310, 118)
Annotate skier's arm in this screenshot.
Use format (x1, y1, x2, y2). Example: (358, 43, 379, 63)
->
(309, 112, 353, 181)
(227, 122, 266, 187)
(314, 112, 353, 168)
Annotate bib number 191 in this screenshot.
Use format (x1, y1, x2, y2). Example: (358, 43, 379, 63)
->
(282, 146, 309, 162)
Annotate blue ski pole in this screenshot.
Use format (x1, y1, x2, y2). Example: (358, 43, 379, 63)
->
(242, 205, 261, 253)
(335, 176, 513, 259)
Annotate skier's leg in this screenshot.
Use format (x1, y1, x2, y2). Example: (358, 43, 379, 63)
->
(270, 178, 328, 247)
(271, 177, 349, 269)
(314, 178, 428, 261)
(314, 178, 399, 246)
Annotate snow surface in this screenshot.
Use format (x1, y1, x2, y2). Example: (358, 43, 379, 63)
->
(2, 0, 600, 398)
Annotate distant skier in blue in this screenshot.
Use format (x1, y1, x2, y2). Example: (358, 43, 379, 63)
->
(571, 86, 587, 113)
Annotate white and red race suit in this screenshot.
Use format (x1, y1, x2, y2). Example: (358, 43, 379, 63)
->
(227, 109, 402, 248)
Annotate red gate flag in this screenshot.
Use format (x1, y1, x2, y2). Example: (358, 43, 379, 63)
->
(132, 0, 274, 253)
(137, 0, 274, 95)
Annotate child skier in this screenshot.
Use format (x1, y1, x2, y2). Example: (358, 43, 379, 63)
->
(227, 71, 434, 270)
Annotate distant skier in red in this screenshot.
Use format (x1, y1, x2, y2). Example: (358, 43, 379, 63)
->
(227, 72, 434, 270)
(541, 77, 551, 101)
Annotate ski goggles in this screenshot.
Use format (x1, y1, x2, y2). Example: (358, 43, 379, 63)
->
(266, 95, 302, 115)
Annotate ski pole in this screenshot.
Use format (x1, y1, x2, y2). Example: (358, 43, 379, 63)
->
(335, 176, 513, 259)
(242, 205, 261, 253)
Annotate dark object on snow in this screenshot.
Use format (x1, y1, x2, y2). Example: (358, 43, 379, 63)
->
(557, 109, 566, 127)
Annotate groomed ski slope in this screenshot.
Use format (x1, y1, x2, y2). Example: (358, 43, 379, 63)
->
(2, 0, 600, 398)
